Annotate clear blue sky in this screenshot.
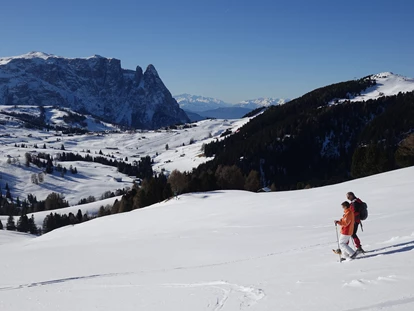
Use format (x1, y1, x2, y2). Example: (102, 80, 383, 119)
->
(1, 0, 413, 103)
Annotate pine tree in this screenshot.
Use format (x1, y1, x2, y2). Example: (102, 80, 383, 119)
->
(6, 188, 11, 199)
(6, 215, 16, 231)
(17, 215, 29, 233)
(28, 215, 38, 235)
(76, 209, 83, 223)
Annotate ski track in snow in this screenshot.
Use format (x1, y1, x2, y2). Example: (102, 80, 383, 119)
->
(162, 281, 265, 310)
(0, 241, 329, 293)
(1, 274, 265, 310)
(343, 295, 414, 311)
(0, 272, 131, 292)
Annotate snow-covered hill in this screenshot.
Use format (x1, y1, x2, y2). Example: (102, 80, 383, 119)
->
(0, 105, 117, 132)
(1, 166, 413, 310)
(329, 72, 414, 105)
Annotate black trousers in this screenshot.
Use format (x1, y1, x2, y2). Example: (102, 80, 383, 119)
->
(352, 222, 361, 248)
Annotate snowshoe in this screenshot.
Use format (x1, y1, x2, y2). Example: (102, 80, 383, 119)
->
(350, 251, 358, 259)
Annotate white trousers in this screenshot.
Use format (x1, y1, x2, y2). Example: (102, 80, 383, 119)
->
(339, 234, 355, 257)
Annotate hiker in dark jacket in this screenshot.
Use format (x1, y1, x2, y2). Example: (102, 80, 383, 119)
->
(347, 192, 365, 253)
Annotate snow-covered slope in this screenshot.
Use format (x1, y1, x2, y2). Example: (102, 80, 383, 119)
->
(1, 166, 414, 310)
(0, 105, 117, 131)
(329, 72, 414, 105)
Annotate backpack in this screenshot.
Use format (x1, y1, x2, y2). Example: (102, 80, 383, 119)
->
(358, 201, 368, 221)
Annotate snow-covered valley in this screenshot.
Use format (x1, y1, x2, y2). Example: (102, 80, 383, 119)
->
(0, 113, 249, 206)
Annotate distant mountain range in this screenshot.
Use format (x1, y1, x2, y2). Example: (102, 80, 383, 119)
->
(0, 52, 189, 129)
(174, 94, 289, 120)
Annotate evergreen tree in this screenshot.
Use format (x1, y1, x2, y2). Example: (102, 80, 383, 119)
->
(28, 215, 38, 235)
(6, 215, 16, 231)
(6, 188, 11, 199)
(42, 214, 54, 233)
(17, 215, 29, 233)
(25, 153, 31, 167)
(76, 209, 83, 223)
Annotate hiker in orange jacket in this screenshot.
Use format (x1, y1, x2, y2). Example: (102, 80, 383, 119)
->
(334, 201, 358, 259)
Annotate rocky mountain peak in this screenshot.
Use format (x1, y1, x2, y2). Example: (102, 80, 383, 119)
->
(0, 52, 189, 129)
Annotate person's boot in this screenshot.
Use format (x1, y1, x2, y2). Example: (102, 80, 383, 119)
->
(350, 251, 358, 259)
(357, 246, 365, 254)
(332, 249, 342, 255)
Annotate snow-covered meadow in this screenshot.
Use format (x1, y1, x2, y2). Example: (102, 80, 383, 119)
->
(1, 166, 414, 310)
(0, 113, 249, 206)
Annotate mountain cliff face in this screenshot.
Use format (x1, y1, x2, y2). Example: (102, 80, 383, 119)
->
(0, 52, 189, 129)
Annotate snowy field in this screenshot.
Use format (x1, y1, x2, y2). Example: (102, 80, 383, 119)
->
(0, 115, 249, 204)
(1, 166, 413, 311)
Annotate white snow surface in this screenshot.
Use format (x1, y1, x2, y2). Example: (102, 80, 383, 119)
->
(329, 72, 414, 105)
(1, 166, 414, 310)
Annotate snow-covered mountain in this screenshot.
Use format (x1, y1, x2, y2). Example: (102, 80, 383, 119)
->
(0, 52, 189, 129)
(174, 94, 233, 112)
(175, 94, 288, 120)
(329, 72, 414, 105)
(236, 97, 288, 109)
(1, 166, 414, 310)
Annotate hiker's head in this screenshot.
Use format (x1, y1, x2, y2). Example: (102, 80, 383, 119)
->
(347, 192, 356, 200)
(341, 201, 350, 209)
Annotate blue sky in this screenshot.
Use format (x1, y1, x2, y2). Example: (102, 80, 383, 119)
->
(1, 0, 413, 103)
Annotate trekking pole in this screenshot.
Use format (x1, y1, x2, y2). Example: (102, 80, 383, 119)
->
(335, 223, 342, 263)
